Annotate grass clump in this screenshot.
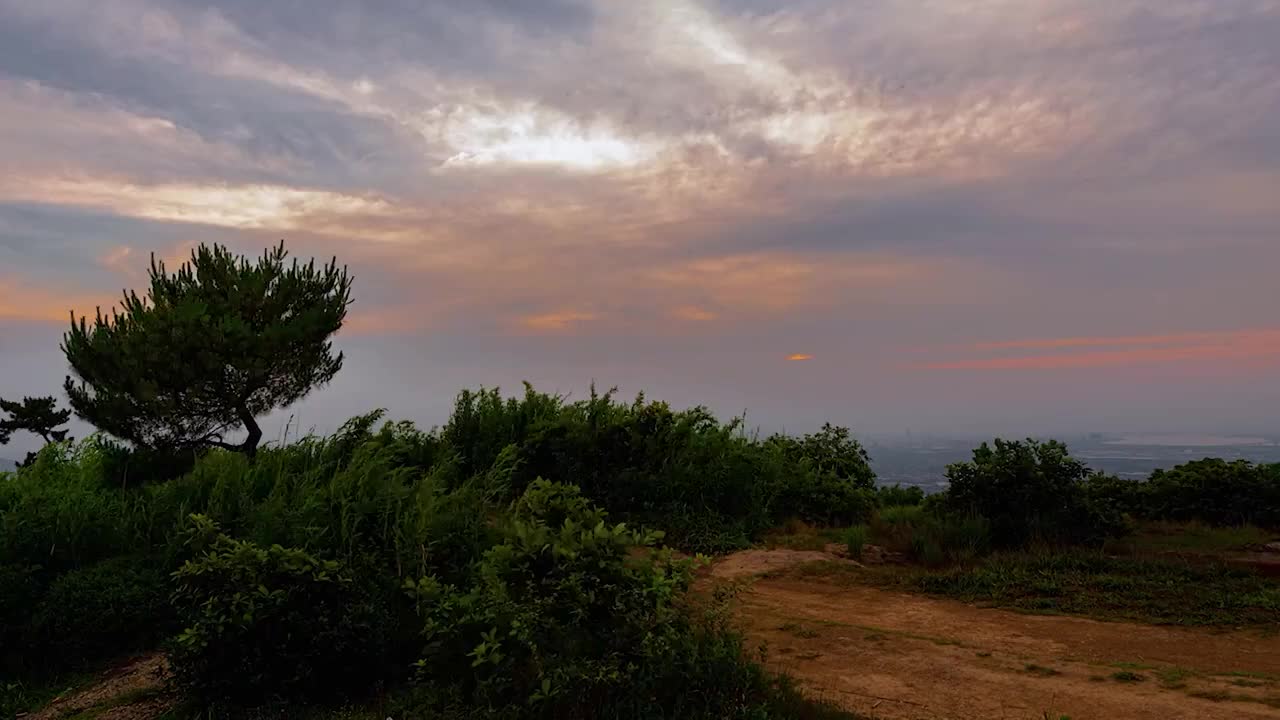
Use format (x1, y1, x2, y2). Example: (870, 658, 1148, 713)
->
(886, 549, 1280, 626)
(1023, 664, 1062, 677)
(1110, 671, 1145, 683)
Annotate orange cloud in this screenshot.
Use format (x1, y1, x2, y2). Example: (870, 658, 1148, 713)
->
(0, 278, 121, 325)
(919, 329, 1280, 371)
(516, 310, 599, 333)
(787, 353, 814, 361)
(671, 305, 717, 322)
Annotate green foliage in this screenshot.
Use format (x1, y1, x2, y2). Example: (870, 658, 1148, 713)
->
(902, 549, 1280, 626)
(169, 519, 399, 705)
(1141, 459, 1280, 528)
(0, 563, 45, 676)
(0, 396, 72, 466)
(63, 242, 352, 457)
(440, 385, 875, 552)
(944, 439, 1126, 548)
(401, 481, 858, 720)
(870, 504, 991, 566)
(28, 555, 172, 674)
(405, 480, 695, 714)
(844, 525, 868, 559)
(876, 484, 925, 507)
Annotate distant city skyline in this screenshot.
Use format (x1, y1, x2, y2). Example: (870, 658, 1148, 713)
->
(2, 1, 1278, 454)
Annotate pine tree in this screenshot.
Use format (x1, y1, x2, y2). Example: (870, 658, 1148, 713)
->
(62, 242, 353, 457)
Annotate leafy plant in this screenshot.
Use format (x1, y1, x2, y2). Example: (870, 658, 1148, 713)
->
(28, 555, 172, 673)
(169, 517, 399, 705)
(944, 439, 1126, 548)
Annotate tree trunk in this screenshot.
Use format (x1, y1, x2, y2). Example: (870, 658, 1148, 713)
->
(238, 406, 263, 459)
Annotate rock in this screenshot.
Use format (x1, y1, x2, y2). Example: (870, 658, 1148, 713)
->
(1263, 542, 1280, 554)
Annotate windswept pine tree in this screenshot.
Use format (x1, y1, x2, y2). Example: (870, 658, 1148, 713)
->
(62, 242, 353, 457)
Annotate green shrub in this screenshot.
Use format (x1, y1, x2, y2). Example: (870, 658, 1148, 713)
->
(169, 518, 401, 706)
(943, 439, 1125, 548)
(0, 563, 45, 675)
(27, 555, 171, 673)
(876, 484, 925, 507)
(871, 505, 991, 566)
(844, 525, 869, 559)
(403, 480, 855, 719)
(405, 480, 697, 713)
(1141, 460, 1280, 528)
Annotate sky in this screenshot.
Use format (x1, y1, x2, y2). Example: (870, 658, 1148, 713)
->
(2, 0, 1279, 454)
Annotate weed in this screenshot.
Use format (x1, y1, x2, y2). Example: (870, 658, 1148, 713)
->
(1155, 666, 1195, 688)
(975, 651, 992, 658)
(1024, 664, 1062, 677)
(873, 550, 1280, 626)
(780, 623, 820, 639)
(1111, 671, 1145, 683)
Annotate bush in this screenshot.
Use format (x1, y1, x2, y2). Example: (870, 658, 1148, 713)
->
(405, 480, 697, 714)
(402, 480, 854, 719)
(0, 563, 45, 675)
(871, 505, 991, 566)
(169, 517, 401, 706)
(844, 525, 868, 559)
(943, 439, 1125, 548)
(1142, 460, 1280, 528)
(27, 555, 171, 674)
(876, 484, 925, 507)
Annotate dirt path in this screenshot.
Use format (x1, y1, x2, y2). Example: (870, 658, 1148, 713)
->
(26, 653, 172, 720)
(717, 551, 1280, 720)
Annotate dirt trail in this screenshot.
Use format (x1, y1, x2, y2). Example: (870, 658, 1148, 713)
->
(717, 550, 1280, 720)
(26, 653, 171, 720)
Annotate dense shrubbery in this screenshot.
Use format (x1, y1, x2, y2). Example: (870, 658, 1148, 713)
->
(29, 555, 172, 673)
(942, 439, 1127, 548)
(1123, 459, 1280, 528)
(868, 504, 992, 566)
(0, 387, 876, 717)
(169, 518, 402, 705)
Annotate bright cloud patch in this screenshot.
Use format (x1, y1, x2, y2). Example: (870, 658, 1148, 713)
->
(424, 103, 661, 172)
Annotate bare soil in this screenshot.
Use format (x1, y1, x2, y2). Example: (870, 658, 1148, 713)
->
(716, 549, 1280, 720)
(26, 653, 172, 720)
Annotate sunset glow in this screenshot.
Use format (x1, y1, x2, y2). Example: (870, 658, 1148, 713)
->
(2, 0, 1278, 436)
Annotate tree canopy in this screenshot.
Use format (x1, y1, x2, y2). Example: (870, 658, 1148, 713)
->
(62, 242, 353, 457)
(0, 395, 71, 448)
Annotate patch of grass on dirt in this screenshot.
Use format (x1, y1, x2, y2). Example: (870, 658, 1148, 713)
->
(1155, 666, 1195, 689)
(1024, 664, 1062, 677)
(1, 672, 97, 719)
(1115, 522, 1274, 555)
(1232, 679, 1268, 688)
(1111, 671, 1145, 683)
(780, 622, 820, 639)
(762, 522, 846, 552)
(866, 549, 1280, 626)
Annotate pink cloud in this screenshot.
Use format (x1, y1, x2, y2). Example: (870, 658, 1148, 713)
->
(919, 328, 1280, 371)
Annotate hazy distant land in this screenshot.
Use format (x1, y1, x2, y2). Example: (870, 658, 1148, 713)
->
(869, 432, 1280, 490)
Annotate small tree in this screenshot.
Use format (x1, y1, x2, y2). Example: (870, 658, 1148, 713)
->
(62, 242, 352, 458)
(0, 395, 72, 466)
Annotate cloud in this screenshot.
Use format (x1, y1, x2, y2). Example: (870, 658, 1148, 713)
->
(787, 354, 814, 362)
(2, 0, 1279, 433)
(516, 310, 600, 334)
(918, 329, 1280, 371)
